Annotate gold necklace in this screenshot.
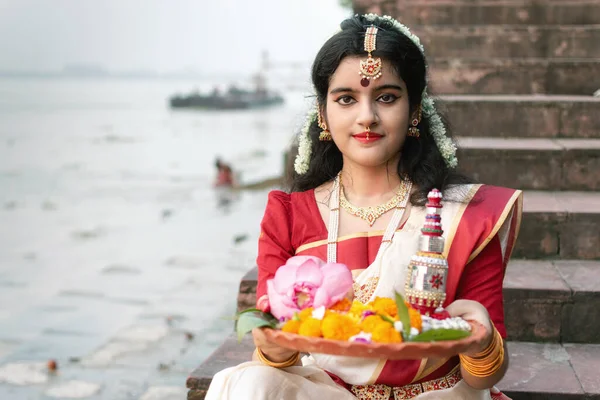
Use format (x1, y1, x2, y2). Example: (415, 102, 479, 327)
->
(339, 175, 411, 226)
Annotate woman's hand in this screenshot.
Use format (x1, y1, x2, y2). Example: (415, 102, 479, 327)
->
(252, 328, 298, 364)
(253, 295, 298, 363)
(445, 299, 493, 356)
(446, 299, 509, 389)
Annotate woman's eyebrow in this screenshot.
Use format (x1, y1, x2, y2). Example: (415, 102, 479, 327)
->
(329, 87, 356, 95)
(373, 84, 404, 92)
(329, 84, 404, 95)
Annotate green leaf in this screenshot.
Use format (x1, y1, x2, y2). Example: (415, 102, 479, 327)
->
(410, 328, 471, 342)
(379, 314, 396, 325)
(394, 291, 411, 338)
(235, 311, 278, 342)
(235, 308, 263, 317)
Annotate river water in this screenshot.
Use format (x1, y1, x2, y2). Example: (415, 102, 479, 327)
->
(0, 77, 313, 398)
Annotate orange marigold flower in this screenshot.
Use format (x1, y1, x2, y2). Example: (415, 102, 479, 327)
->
(348, 300, 369, 317)
(330, 298, 352, 312)
(371, 323, 403, 343)
(360, 315, 388, 333)
(298, 317, 322, 337)
(345, 312, 362, 325)
(297, 307, 314, 321)
(370, 297, 397, 318)
(321, 313, 360, 341)
(408, 307, 422, 332)
(282, 319, 301, 334)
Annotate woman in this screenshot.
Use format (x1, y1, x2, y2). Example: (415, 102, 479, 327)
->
(206, 14, 521, 400)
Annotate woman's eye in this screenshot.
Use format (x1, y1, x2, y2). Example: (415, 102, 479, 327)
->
(378, 94, 397, 103)
(336, 96, 355, 105)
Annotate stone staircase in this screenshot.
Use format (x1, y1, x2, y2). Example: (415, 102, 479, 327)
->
(187, 1, 600, 398)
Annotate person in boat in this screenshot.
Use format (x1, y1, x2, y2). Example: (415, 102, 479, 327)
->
(214, 158, 236, 188)
(206, 14, 521, 400)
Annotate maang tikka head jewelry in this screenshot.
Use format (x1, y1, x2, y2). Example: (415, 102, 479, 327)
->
(317, 106, 332, 141)
(359, 25, 382, 87)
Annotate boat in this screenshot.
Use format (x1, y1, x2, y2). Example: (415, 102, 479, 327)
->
(169, 85, 284, 110)
(169, 52, 285, 110)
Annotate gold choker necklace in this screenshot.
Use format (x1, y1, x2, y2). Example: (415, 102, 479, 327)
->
(339, 175, 411, 226)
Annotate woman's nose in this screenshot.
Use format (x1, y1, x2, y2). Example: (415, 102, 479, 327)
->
(356, 101, 377, 128)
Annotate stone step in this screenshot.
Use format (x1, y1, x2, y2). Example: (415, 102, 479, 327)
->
(429, 58, 600, 95)
(186, 335, 600, 399)
(455, 137, 600, 190)
(499, 342, 600, 399)
(358, 0, 600, 26)
(504, 260, 600, 344)
(518, 191, 600, 259)
(237, 259, 600, 343)
(437, 95, 600, 139)
(414, 25, 600, 59)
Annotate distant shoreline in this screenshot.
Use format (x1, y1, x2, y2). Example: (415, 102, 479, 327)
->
(0, 72, 245, 81)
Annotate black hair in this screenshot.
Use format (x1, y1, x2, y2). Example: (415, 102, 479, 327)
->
(289, 15, 472, 205)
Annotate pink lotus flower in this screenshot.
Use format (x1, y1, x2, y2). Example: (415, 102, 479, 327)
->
(266, 256, 354, 320)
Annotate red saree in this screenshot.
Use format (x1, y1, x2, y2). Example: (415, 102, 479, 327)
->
(256, 184, 522, 390)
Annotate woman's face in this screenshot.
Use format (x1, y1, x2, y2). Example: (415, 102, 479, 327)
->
(325, 56, 411, 171)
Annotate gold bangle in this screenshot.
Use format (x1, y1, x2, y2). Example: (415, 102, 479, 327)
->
(459, 327, 505, 378)
(256, 347, 300, 368)
(471, 327, 499, 359)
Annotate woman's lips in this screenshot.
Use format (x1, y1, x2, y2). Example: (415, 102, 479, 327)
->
(353, 132, 383, 143)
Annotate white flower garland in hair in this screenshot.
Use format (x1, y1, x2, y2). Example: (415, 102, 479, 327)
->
(294, 106, 317, 174)
(294, 14, 458, 174)
(422, 93, 458, 168)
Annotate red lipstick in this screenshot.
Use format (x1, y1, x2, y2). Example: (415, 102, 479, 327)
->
(353, 131, 383, 143)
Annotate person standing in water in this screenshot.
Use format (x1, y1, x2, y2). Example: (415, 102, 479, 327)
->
(214, 157, 236, 188)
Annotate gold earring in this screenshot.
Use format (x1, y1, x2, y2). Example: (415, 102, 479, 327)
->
(408, 106, 422, 138)
(317, 108, 332, 141)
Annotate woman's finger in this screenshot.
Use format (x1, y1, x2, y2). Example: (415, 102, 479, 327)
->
(252, 327, 268, 347)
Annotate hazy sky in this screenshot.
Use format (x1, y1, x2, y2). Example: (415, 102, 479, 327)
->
(0, 0, 350, 74)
